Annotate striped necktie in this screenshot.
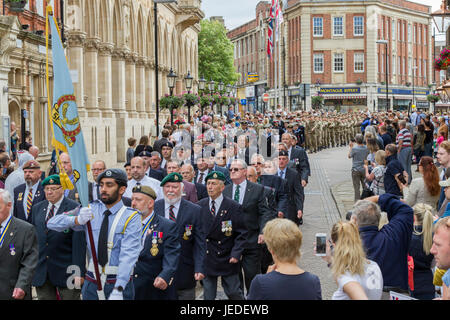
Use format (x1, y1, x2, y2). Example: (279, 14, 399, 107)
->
(26, 189, 33, 217)
(46, 205, 55, 224)
(169, 205, 176, 222)
(211, 200, 216, 217)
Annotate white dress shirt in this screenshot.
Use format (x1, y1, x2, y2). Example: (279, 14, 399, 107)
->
(209, 194, 224, 214)
(123, 176, 163, 200)
(23, 181, 40, 220)
(232, 180, 247, 205)
(164, 199, 182, 220)
(46, 196, 64, 220)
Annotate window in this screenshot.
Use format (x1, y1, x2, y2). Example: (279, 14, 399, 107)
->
(418, 59, 421, 77)
(354, 16, 364, 36)
(403, 57, 406, 75)
(36, 0, 44, 16)
(408, 23, 411, 43)
(313, 17, 323, 37)
(333, 17, 343, 36)
(398, 56, 401, 75)
(381, 18, 384, 39)
(392, 55, 396, 78)
(398, 21, 402, 41)
(334, 53, 344, 72)
(354, 53, 364, 72)
(409, 57, 412, 75)
(313, 53, 324, 73)
(392, 20, 396, 41)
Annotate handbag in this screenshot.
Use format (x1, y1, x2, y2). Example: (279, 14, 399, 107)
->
(360, 188, 374, 199)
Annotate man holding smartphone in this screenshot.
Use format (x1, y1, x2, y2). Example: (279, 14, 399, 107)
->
(384, 144, 407, 197)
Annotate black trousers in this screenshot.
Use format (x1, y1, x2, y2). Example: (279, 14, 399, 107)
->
(238, 247, 261, 294)
(260, 244, 273, 274)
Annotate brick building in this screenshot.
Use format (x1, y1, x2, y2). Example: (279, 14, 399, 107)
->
(229, 0, 434, 113)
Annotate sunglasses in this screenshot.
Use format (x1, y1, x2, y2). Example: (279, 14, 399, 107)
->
(230, 168, 243, 172)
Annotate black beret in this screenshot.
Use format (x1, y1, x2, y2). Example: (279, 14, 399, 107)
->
(161, 142, 174, 149)
(279, 150, 289, 157)
(97, 168, 128, 186)
(138, 151, 152, 157)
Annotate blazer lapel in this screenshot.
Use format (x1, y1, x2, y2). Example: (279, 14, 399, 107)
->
(242, 181, 253, 206)
(0, 217, 17, 257)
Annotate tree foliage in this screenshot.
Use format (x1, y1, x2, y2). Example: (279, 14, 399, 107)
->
(198, 20, 239, 86)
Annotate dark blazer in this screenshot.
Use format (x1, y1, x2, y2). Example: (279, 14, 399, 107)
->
(147, 168, 166, 181)
(224, 181, 272, 249)
(31, 197, 87, 288)
(198, 196, 248, 277)
(154, 198, 206, 290)
(213, 165, 232, 185)
(13, 183, 46, 223)
(289, 146, 311, 182)
(67, 182, 94, 203)
(194, 182, 208, 201)
(283, 167, 305, 223)
(0, 216, 38, 300)
(259, 174, 289, 215)
(134, 214, 181, 300)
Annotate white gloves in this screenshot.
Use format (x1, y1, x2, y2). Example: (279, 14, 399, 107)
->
(77, 207, 94, 225)
(108, 288, 123, 300)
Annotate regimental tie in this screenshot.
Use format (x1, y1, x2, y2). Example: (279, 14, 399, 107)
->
(198, 172, 204, 184)
(234, 184, 240, 203)
(26, 189, 33, 217)
(169, 205, 176, 222)
(98, 210, 112, 267)
(46, 205, 55, 224)
(210, 200, 216, 217)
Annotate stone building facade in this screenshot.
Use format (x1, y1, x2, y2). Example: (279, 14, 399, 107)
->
(0, 0, 203, 169)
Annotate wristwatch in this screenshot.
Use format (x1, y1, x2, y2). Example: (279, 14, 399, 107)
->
(114, 286, 124, 292)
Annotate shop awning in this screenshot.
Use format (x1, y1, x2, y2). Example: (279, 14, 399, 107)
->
(324, 95, 367, 100)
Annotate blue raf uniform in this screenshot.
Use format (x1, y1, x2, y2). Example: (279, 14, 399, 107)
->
(199, 171, 247, 300)
(47, 169, 142, 300)
(31, 175, 86, 299)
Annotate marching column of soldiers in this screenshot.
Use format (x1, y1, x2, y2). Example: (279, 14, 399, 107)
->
(1, 108, 363, 301)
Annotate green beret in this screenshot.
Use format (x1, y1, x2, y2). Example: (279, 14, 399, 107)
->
(160, 172, 183, 186)
(132, 185, 157, 200)
(205, 171, 226, 183)
(42, 175, 61, 187)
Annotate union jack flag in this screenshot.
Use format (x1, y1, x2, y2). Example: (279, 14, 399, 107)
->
(267, 0, 283, 60)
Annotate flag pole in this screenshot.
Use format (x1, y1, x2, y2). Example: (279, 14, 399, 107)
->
(45, 5, 104, 299)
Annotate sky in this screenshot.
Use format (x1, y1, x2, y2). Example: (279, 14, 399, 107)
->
(201, 0, 442, 31)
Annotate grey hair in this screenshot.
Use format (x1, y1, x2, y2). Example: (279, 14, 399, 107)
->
(364, 125, 378, 138)
(355, 134, 364, 144)
(0, 189, 12, 205)
(150, 151, 161, 158)
(231, 158, 247, 169)
(352, 200, 381, 227)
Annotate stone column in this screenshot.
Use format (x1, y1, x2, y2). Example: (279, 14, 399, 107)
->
(84, 37, 101, 117)
(111, 48, 127, 163)
(125, 53, 138, 118)
(146, 61, 153, 114)
(98, 42, 114, 118)
(66, 31, 87, 116)
(136, 58, 146, 118)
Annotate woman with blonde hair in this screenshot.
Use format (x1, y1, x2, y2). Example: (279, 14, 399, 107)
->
(408, 203, 436, 300)
(247, 218, 322, 300)
(321, 221, 383, 300)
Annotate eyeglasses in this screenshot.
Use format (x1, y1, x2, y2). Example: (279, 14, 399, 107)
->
(230, 168, 242, 172)
(44, 186, 62, 192)
(92, 168, 105, 172)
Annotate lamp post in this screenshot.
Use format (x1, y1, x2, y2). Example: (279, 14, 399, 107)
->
(154, 0, 178, 137)
(208, 79, 215, 122)
(411, 65, 418, 117)
(198, 75, 206, 117)
(376, 39, 389, 111)
(167, 68, 177, 126)
(218, 81, 224, 118)
(184, 71, 193, 123)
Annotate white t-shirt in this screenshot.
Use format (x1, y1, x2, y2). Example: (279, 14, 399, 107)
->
(332, 260, 383, 300)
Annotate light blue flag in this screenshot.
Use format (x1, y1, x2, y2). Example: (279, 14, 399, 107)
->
(48, 15, 90, 207)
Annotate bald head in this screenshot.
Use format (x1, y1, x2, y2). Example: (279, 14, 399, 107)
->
(29, 146, 39, 159)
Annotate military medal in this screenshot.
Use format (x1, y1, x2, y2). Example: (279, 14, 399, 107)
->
(10, 244, 16, 256)
(222, 221, 233, 236)
(150, 232, 159, 256)
(183, 225, 192, 240)
(17, 193, 23, 201)
(158, 232, 163, 244)
(0, 215, 12, 248)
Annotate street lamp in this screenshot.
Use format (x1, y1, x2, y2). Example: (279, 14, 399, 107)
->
(167, 68, 177, 125)
(208, 79, 215, 121)
(184, 71, 194, 123)
(376, 39, 389, 112)
(154, 0, 178, 137)
(411, 65, 418, 117)
(198, 75, 206, 117)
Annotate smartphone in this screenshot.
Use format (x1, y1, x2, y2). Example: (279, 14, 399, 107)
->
(315, 233, 327, 256)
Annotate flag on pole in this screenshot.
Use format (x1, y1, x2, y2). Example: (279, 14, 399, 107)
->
(267, 0, 278, 59)
(45, 6, 90, 207)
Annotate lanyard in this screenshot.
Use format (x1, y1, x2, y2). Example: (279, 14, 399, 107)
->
(141, 211, 155, 239)
(0, 215, 12, 248)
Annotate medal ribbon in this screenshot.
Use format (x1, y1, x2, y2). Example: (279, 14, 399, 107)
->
(141, 211, 156, 238)
(0, 215, 13, 248)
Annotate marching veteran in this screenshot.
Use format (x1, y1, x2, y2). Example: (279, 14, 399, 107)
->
(31, 175, 86, 300)
(198, 171, 247, 300)
(131, 185, 181, 300)
(47, 168, 141, 300)
(154, 172, 206, 300)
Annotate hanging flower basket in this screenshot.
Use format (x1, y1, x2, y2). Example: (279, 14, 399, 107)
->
(212, 94, 222, 105)
(182, 93, 199, 106)
(159, 94, 183, 109)
(427, 93, 440, 103)
(7, 0, 27, 13)
(434, 47, 450, 71)
(200, 94, 212, 108)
